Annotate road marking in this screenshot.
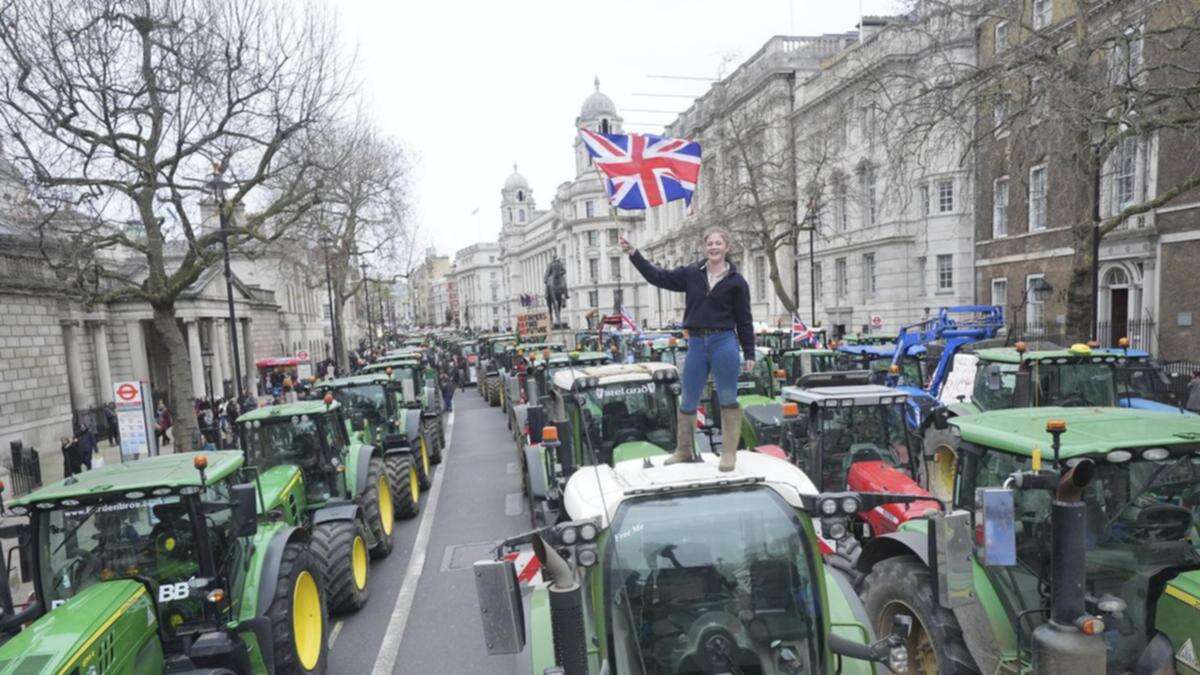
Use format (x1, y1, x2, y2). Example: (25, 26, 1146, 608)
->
(329, 620, 343, 647)
(371, 410, 454, 675)
(507, 461, 518, 474)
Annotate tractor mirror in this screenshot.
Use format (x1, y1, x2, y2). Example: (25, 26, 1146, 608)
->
(931, 509, 973, 609)
(976, 488, 1017, 566)
(473, 558, 526, 655)
(230, 483, 259, 538)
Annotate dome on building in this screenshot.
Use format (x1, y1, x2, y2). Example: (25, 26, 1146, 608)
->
(504, 163, 529, 192)
(580, 76, 617, 119)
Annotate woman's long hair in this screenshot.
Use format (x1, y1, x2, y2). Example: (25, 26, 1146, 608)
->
(701, 225, 737, 267)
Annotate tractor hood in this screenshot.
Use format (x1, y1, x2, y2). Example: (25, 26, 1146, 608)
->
(611, 441, 666, 463)
(1157, 570, 1200, 674)
(257, 464, 304, 513)
(0, 580, 156, 674)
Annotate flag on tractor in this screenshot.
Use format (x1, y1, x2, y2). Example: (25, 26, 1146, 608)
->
(578, 128, 701, 209)
(792, 315, 814, 346)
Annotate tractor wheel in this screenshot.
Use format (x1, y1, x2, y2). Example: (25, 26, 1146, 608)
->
(310, 519, 370, 614)
(266, 541, 328, 674)
(360, 457, 395, 559)
(921, 427, 960, 503)
(861, 556, 979, 675)
(386, 454, 421, 520)
(415, 434, 434, 490)
(489, 380, 500, 407)
(427, 419, 444, 464)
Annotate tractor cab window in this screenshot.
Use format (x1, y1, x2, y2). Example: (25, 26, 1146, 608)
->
(808, 402, 911, 491)
(1116, 365, 1172, 404)
(579, 381, 675, 459)
(972, 362, 1018, 411)
(242, 416, 324, 471)
(605, 488, 821, 674)
(333, 384, 387, 429)
(322, 415, 349, 453)
(38, 494, 214, 640)
(1031, 362, 1116, 407)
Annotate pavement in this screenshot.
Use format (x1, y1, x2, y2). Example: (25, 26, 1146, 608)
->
(328, 388, 529, 674)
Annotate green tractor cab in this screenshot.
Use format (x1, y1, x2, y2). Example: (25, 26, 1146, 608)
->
(778, 347, 839, 385)
(520, 362, 680, 527)
(474, 451, 915, 674)
(858, 407, 1200, 674)
(237, 400, 394, 614)
(480, 335, 519, 407)
(317, 373, 424, 520)
(0, 451, 330, 674)
(639, 336, 688, 368)
(499, 342, 567, 428)
(512, 350, 612, 448)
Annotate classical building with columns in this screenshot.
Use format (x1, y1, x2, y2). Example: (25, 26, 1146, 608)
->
(497, 80, 649, 330)
(449, 242, 503, 330)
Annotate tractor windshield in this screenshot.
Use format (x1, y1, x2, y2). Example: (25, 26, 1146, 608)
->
(1115, 365, 1173, 404)
(605, 487, 822, 674)
(582, 381, 675, 456)
(808, 403, 911, 491)
(38, 487, 233, 638)
(1032, 362, 1116, 407)
(332, 384, 388, 426)
(240, 416, 340, 502)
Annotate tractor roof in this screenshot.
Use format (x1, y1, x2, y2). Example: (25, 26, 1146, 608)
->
(12, 451, 244, 508)
(837, 343, 924, 357)
(562, 451, 818, 526)
(949, 407, 1200, 459)
(974, 345, 1138, 364)
(323, 373, 391, 388)
(532, 350, 609, 366)
(551, 362, 677, 390)
(238, 400, 339, 423)
(782, 383, 909, 406)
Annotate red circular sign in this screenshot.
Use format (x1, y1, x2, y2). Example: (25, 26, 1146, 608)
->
(116, 383, 139, 401)
(296, 350, 310, 361)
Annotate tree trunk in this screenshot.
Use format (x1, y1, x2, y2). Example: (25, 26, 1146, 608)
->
(334, 279, 350, 373)
(149, 303, 197, 454)
(1065, 221, 1095, 342)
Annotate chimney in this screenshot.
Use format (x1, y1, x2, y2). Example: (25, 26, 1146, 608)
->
(857, 15, 892, 42)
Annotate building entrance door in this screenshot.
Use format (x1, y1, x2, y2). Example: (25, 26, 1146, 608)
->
(1110, 287, 1129, 344)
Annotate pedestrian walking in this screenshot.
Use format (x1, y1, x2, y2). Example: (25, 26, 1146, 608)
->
(60, 435, 81, 478)
(76, 422, 96, 471)
(103, 402, 119, 445)
(440, 372, 456, 412)
(155, 402, 172, 447)
(620, 226, 754, 471)
(1187, 370, 1200, 412)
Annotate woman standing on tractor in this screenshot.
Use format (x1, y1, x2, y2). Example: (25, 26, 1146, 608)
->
(619, 226, 755, 471)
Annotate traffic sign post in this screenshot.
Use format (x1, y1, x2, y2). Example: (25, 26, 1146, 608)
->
(296, 351, 313, 380)
(112, 380, 158, 460)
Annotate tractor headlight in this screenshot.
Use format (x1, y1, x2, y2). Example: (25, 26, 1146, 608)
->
(576, 545, 598, 567)
(819, 498, 839, 516)
(1142, 447, 1170, 461)
(841, 497, 860, 515)
(825, 520, 848, 540)
(560, 526, 579, 546)
(578, 522, 598, 542)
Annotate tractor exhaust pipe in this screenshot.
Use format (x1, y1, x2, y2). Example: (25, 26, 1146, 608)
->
(533, 535, 588, 675)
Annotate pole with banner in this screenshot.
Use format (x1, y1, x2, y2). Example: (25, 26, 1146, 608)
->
(112, 380, 158, 461)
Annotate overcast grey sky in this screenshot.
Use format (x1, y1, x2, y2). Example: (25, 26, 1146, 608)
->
(335, 0, 900, 260)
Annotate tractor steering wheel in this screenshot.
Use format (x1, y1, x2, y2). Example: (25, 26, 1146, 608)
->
(1119, 503, 1193, 542)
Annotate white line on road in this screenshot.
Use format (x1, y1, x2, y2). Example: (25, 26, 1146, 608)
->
(329, 620, 343, 647)
(371, 410, 455, 675)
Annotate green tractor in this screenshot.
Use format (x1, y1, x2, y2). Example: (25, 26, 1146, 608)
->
(480, 334, 519, 407)
(511, 349, 612, 449)
(474, 451, 915, 674)
(519, 362, 679, 527)
(316, 372, 424, 520)
(777, 346, 839, 384)
(855, 407, 1200, 674)
(358, 358, 446, 478)
(0, 451, 331, 673)
(637, 335, 688, 368)
(500, 342, 567, 433)
(237, 400, 394, 614)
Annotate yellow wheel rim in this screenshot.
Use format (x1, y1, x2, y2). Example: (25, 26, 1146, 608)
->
(410, 466, 420, 503)
(351, 536, 368, 590)
(378, 477, 394, 535)
(420, 438, 430, 476)
(292, 570, 322, 670)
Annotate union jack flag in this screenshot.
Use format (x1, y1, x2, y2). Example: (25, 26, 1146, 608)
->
(792, 314, 814, 346)
(579, 128, 701, 209)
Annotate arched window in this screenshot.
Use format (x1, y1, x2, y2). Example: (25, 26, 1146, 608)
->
(518, 209, 526, 223)
(1103, 267, 1130, 287)
(517, 190, 524, 202)
(599, 118, 610, 134)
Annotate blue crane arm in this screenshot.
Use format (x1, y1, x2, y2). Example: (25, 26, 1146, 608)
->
(887, 305, 1006, 392)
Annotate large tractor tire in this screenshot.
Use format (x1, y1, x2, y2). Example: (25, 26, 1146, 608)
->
(921, 427, 960, 503)
(361, 457, 395, 559)
(311, 519, 371, 614)
(415, 433, 435, 490)
(266, 541, 329, 674)
(386, 454, 421, 520)
(424, 419, 444, 464)
(861, 556, 979, 675)
(489, 380, 501, 407)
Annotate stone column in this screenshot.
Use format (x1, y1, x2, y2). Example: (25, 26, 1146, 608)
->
(209, 320, 226, 399)
(91, 321, 114, 403)
(241, 318, 255, 395)
(127, 320, 151, 383)
(60, 320, 86, 412)
(186, 320, 206, 399)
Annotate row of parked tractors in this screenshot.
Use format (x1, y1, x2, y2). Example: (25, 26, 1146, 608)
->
(459, 314, 1200, 675)
(0, 342, 447, 673)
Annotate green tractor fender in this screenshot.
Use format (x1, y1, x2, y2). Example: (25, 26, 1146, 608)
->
(344, 443, 382, 497)
(311, 502, 362, 527)
(227, 524, 311, 674)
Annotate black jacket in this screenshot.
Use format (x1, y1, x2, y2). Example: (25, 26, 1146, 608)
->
(629, 250, 755, 360)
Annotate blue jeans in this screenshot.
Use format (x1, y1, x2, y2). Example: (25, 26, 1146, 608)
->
(680, 330, 741, 413)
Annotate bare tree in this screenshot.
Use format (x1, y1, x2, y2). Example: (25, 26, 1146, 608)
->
(0, 0, 350, 451)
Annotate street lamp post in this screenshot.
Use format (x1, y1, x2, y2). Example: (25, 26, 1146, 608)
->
(360, 260, 373, 352)
(319, 234, 341, 375)
(205, 169, 245, 402)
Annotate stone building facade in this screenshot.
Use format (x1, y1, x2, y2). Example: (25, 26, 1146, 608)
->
(408, 250, 451, 327)
(449, 242, 503, 330)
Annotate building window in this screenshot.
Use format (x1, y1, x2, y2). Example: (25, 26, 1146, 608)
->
(1110, 24, 1144, 86)
(609, 256, 620, 280)
(812, 261, 823, 299)
(572, 203, 579, 219)
(607, 228, 619, 246)
(517, 209, 526, 223)
(835, 258, 848, 299)
(936, 254, 953, 292)
(1030, 76, 1046, 121)
(992, 177, 1009, 238)
(1029, 164, 1047, 231)
(994, 21, 1009, 53)
(1111, 136, 1138, 214)
(587, 230, 598, 247)
(585, 200, 595, 218)
(1032, 0, 1052, 29)
(506, 208, 513, 224)
(862, 253, 876, 298)
(1026, 275, 1046, 329)
(834, 177, 849, 230)
(588, 290, 599, 308)
(754, 256, 767, 301)
(859, 167, 877, 225)
(918, 183, 929, 217)
(993, 96, 1009, 136)
(991, 278, 1007, 308)
(916, 257, 926, 296)
(937, 179, 954, 213)
(588, 258, 598, 280)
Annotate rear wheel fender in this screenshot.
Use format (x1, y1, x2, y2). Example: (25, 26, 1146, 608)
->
(346, 444, 379, 497)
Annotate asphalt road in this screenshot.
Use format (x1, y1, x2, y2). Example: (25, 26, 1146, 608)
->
(327, 387, 528, 674)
